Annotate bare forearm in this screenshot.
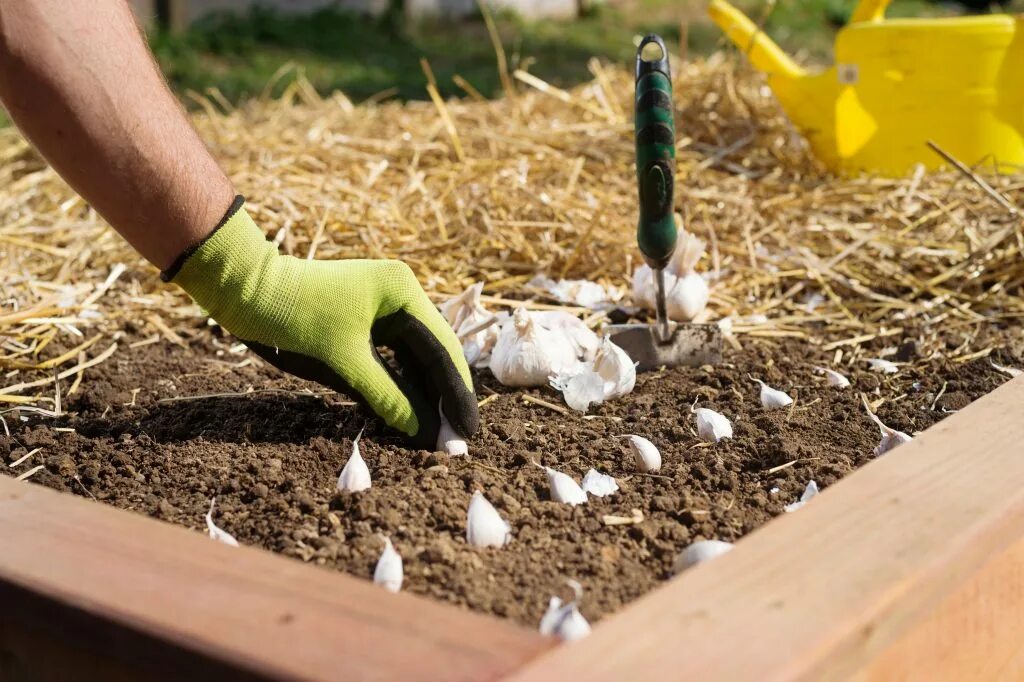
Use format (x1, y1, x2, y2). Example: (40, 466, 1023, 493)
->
(0, 0, 233, 269)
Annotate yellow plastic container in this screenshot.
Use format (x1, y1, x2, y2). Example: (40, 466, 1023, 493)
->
(708, 0, 1024, 176)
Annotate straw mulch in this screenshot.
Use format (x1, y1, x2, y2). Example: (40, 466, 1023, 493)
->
(2, 53, 1022, 417)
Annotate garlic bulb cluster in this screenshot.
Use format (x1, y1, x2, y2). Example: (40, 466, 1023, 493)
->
(205, 498, 239, 547)
(691, 402, 733, 443)
(373, 535, 404, 593)
(437, 404, 468, 456)
(490, 307, 579, 387)
(539, 580, 591, 642)
(337, 428, 371, 493)
(813, 366, 851, 388)
(632, 230, 711, 322)
(784, 480, 819, 512)
(550, 337, 637, 413)
(753, 378, 793, 410)
(621, 434, 661, 473)
(673, 539, 733, 573)
(440, 282, 502, 368)
(466, 491, 512, 548)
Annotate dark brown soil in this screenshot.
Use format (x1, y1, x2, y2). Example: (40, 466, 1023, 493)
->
(2, 323, 1018, 627)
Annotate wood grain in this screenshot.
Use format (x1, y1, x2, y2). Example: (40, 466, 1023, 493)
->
(511, 376, 1024, 681)
(0, 477, 550, 681)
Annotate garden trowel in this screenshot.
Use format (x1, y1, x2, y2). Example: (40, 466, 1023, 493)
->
(607, 34, 722, 371)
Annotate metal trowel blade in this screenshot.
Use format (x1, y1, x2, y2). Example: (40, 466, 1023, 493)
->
(606, 322, 722, 371)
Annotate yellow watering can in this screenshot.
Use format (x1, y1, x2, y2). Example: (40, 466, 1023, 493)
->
(708, 0, 1024, 176)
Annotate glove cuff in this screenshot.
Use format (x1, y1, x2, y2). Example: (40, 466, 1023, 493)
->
(165, 197, 302, 342)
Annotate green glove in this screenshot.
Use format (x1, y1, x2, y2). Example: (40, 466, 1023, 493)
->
(163, 197, 478, 448)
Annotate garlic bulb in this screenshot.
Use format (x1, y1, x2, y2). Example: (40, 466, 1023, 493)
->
(205, 498, 239, 547)
(466, 491, 511, 548)
(621, 434, 661, 473)
(373, 535, 403, 593)
(537, 463, 588, 506)
(337, 427, 371, 493)
(691, 402, 733, 443)
(532, 310, 600, 361)
(866, 358, 900, 374)
(593, 337, 636, 400)
(580, 469, 618, 497)
(784, 480, 819, 512)
(666, 232, 710, 321)
(673, 539, 733, 573)
(990, 360, 1023, 378)
(437, 403, 468, 456)
(753, 378, 793, 410)
(813, 366, 850, 388)
(490, 307, 578, 387)
(539, 580, 591, 642)
(439, 282, 500, 369)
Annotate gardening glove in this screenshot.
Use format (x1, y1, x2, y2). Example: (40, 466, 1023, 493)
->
(162, 196, 478, 448)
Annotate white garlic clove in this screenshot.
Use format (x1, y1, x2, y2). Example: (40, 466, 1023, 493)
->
(580, 469, 618, 497)
(990, 360, 1023, 378)
(752, 378, 793, 410)
(784, 480, 819, 512)
(550, 367, 606, 414)
(691, 403, 734, 443)
(621, 434, 661, 473)
(866, 358, 900, 374)
(205, 498, 239, 547)
(538, 596, 566, 636)
(537, 463, 588, 506)
(864, 397, 913, 456)
(539, 581, 591, 642)
(337, 427, 371, 492)
(490, 307, 578, 387)
(437, 403, 468, 456)
(466, 491, 512, 548)
(593, 337, 636, 400)
(373, 535, 404, 593)
(813, 366, 851, 388)
(673, 539, 733, 573)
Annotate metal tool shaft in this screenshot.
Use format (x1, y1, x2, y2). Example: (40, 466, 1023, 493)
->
(653, 267, 671, 343)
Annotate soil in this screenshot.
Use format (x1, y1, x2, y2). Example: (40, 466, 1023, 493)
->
(1, 322, 1019, 628)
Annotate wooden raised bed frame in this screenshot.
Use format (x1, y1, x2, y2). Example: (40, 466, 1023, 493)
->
(2, 375, 1022, 680)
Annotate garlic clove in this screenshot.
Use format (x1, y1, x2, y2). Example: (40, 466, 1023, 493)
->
(813, 366, 851, 388)
(866, 358, 900, 374)
(752, 377, 793, 410)
(593, 337, 636, 400)
(673, 539, 733, 573)
(205, 498, 239, 547)
(863, 396, 912, 456)
(621, 434, 661, 473)
(784, 480, 819, 512)
(337, 427, 371, 493)
(373, 535, 404, 593)
(437, 403, 468, 456)
(580, 469, 618, 497)
(691, 401, 734, 443)
(667, 271, 710, 322)
(466, 491, 512, 548)
(990, 359, 1023, 378)
(536, 463, 588, 506)
(539, 580, 591, 642)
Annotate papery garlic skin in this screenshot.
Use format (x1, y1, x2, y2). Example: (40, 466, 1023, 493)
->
(866, 358, 900, 374)
(205, 498, 239, 547)
(540, 465, 588, 506)
(466, 491, 511, 548)
(813, 366, 851, 388)
(529, 275, 622, 309)
(532, 310, 600, 361)
(550, 368, 606, 414)
(440, 283, 501, 369)
(490, 307, 578, 387)
(692, 406, 733, 443)
(784, 480, 819, 512)
(754, 379, 793, 409)
(337, 429, 371, 493)
(990, 360, 1023, 378)
(373, 536, 404, 593)
(623, 434, 661, 473)
(673, 539, 733, 573)
(593, 337, 636, 400)
(865, 401, 912, 456)
(437, 405, 468, 456)
(581, 469, 618, 497)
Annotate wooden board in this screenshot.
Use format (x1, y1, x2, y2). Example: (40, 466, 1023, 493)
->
(0, 476, 551, 681)
(511, 375, 1024, 681)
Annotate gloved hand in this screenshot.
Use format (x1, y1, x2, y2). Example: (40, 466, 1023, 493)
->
(164, 197, 478, 448)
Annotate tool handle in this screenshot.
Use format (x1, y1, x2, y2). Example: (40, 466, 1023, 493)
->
(635, 34, 677, 269)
